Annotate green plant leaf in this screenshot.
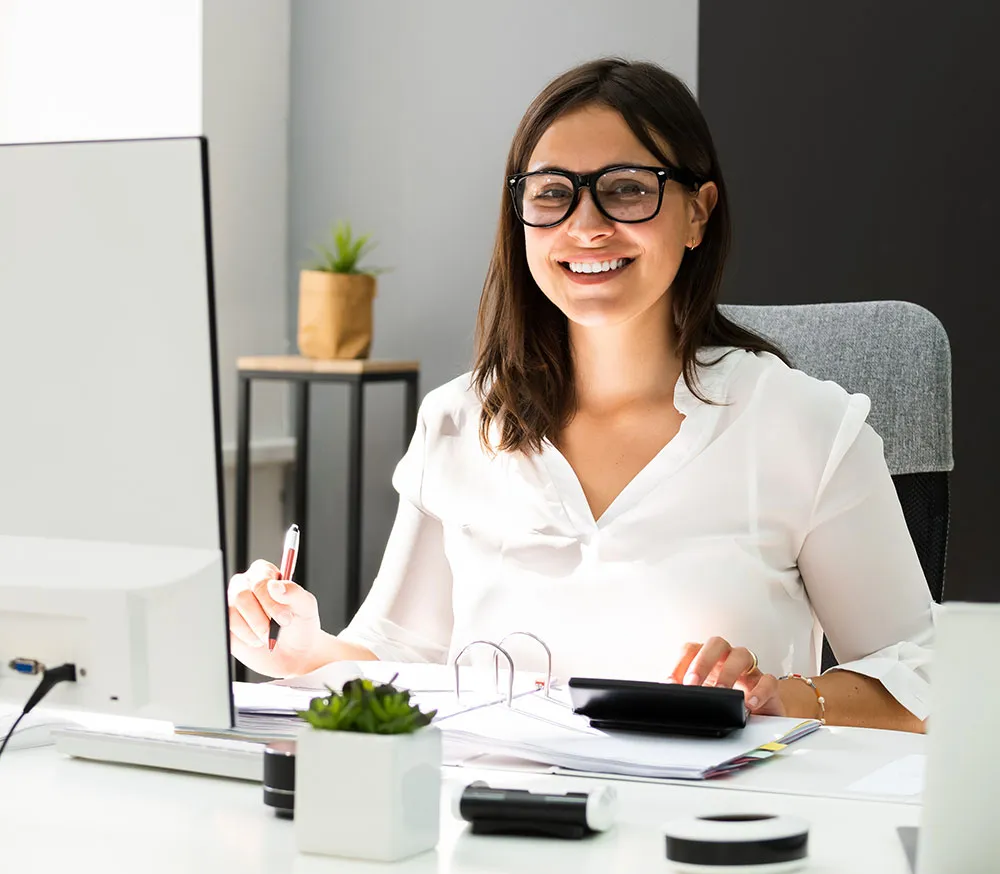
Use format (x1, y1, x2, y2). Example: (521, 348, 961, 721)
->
(297, 676, 435, 734)
(368, 695, 389, 723)
(302, 220, 389, 276)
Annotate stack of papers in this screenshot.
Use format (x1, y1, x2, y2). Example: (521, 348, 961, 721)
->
(230, 663, 822, 781)
(437, 688, 820, 780)
(230, 660, 543, 739)
(230, 684, 314, 739)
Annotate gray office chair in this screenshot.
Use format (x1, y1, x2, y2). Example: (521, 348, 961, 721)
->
(720, 301, 953, 668)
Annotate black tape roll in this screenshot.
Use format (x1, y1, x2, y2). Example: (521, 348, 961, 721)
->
(262, 740, 296, 818)
(663, 814, 808, 871)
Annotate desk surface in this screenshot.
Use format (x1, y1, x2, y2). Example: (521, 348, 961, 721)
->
(238, 355, 420, 375)
(2, 727, 923, 873)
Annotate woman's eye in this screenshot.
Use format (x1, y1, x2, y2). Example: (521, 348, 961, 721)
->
(532, 188, 572, 201)
(611, 183, 645, 197)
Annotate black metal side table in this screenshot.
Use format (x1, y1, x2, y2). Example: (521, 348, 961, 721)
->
(234, 355, 419, 620)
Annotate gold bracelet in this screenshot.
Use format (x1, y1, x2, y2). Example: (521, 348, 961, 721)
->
(780, 673, 826, 724)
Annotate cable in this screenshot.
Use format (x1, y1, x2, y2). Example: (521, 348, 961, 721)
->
(0, 663, 77, 762)
(0, 712, 28, 760)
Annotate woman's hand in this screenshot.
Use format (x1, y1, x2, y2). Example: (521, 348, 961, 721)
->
(669, 636, 785, 717)
(227, 559, 324, 678)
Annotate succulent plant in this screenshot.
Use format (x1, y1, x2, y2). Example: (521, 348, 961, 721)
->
(297, 674, 436, 735)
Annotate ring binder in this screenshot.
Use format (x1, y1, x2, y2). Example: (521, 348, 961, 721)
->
(452, 640, 516, 706)
(449, 631, 572, 730)
(451, 629, 561, 703)
(494, 631, 553, 698)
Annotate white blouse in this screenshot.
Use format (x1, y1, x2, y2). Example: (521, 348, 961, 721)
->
(338, 347, 936, 719)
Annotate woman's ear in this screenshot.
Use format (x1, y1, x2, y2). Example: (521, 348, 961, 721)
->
(687, 181, 719, 246)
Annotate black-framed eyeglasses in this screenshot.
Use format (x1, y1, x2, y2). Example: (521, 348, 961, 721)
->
(507, 163, 701, 228)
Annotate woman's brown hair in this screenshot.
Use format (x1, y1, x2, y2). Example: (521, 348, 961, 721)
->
(472, 57, 786, 454)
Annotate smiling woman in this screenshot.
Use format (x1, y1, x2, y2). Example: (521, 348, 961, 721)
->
(519, 116, 704, 323)
(228, 58, 935, 735)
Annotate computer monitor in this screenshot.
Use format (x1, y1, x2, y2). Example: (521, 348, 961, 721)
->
(0, 136, 232, 730)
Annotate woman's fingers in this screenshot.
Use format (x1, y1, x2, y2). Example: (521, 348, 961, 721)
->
(744, 673, 785, 716)
(232, 589, 271, 642)
(251, 577, 292, 625)
(670, 639, 783, 714)
(227, 559, 289, 641)
(228, 606, 264, 648)
(265, 578, 317, 622)
(715, 647, 758, 689)
(228, 572, 272, 643)
(683, 637, 731, 685)
(246, 559, 281, 581)
(669, 642, 702, 683)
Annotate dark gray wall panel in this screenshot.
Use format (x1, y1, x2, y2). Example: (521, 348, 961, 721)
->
(700, 2, 1000, 601)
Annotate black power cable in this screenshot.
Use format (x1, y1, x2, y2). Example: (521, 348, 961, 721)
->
(0, 663, 77, 761)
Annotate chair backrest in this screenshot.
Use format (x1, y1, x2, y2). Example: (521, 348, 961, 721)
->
(720, 301, 953, 605)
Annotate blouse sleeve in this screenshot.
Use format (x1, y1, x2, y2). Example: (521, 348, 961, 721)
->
(796, 395, 937, 720)
(335, 400, 455, 663)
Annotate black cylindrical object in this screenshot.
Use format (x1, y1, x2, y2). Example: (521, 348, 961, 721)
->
(663, 813, 809, 871)
(453, 781, 616, 838)
(262, 740, 296, 818)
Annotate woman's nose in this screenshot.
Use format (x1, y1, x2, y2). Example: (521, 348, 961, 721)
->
(564, 190, 614, 242)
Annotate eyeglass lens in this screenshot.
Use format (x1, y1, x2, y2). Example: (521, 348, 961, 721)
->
(516, 167, 661, 226)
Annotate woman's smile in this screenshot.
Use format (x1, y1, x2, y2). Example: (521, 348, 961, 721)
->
(558, 256, 636, 284)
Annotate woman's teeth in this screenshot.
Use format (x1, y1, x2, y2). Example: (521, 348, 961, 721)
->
(565, 258, 631, 274)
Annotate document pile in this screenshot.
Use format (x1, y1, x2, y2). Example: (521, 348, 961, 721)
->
(438, 689, 818, 780)
(232, 662, 821, 781)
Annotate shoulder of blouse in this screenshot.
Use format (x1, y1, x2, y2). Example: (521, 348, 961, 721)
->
(414, 371, 483, 441)
(712, 348, 870, 432)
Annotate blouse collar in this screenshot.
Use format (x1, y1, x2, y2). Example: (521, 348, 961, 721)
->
(672, 346, 746, 416)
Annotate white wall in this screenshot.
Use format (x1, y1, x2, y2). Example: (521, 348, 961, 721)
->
(287, 0, 700, 630)
(0, 0, 293, 570)
(0, 0, 201, 142)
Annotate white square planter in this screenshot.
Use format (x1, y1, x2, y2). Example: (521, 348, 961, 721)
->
(294, 724, 442, 861)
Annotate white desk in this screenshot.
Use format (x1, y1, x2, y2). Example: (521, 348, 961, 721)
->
(1, 728, 923, 873)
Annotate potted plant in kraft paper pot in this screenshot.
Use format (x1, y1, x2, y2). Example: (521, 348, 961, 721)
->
(297, 221, 387, 359)
(294, 675, 442, 861)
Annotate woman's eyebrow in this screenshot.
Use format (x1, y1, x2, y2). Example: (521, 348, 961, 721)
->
(525, 163, 572, 174)
(525, 161, 652, 175)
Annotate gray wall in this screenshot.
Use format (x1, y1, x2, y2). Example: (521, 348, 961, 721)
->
(287, 0, 699, 631)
